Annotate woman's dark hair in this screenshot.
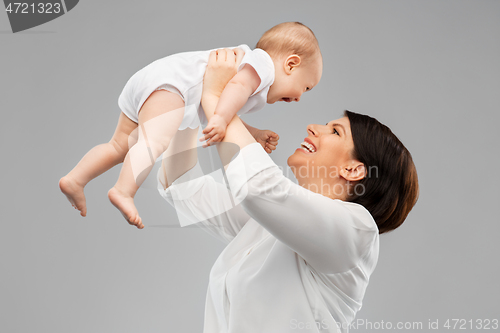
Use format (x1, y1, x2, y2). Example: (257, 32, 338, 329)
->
(344, 110, 419, 234)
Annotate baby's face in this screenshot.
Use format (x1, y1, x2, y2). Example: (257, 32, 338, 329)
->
(267, 53, 322, 104)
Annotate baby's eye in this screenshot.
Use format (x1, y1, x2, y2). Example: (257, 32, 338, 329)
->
(333, 128, 339, 136)
(305, 87, 310, 91)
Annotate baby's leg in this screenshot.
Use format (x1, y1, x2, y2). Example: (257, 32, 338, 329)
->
(59, 112, 138, 217)
(108, 90, 184, 229)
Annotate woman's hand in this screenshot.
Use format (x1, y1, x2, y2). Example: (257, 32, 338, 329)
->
(200, 48, 244, 146)
(253, 129, 280, 154)
(200, 47, 257, 165)
(201, 48, 244, 101)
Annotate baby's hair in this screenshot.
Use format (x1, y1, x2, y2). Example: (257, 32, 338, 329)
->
(256, 22, 320, 62)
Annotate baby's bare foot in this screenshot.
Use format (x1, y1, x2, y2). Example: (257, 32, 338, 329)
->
(108, 187, 144, 229)
(59, 176, 87, 217)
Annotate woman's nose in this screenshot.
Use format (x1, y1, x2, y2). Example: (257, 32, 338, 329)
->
(307, 124, 317, 136)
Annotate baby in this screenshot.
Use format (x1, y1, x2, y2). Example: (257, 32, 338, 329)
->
(59, 21, 323, 229)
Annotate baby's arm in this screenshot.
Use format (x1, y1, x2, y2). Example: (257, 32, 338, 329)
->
(241, 120, 280, 154)
(201, 64, 260, 146)
(240, 120, 259, 137)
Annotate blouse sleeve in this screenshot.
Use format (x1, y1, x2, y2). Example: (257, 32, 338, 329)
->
(157, 162, 252, 244)
(225, 143, 379, 274)
(236, 44, 275, 96)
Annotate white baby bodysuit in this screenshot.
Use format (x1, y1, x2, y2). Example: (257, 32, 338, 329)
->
(117, 44, 275, 129)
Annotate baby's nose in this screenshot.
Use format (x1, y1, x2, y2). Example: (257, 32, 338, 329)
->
(294, 96, 301, 102)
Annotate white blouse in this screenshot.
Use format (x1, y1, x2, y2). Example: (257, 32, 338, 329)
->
(158, 143, 379, 333)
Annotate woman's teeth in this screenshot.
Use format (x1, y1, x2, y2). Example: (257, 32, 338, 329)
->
(300, 142, 316, 153)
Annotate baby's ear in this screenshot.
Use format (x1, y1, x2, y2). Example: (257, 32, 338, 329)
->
(284, 55, 301, 74)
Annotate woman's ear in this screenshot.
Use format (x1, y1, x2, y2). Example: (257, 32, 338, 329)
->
(284, 55, 301, 74)
(340, 161, 366, 182)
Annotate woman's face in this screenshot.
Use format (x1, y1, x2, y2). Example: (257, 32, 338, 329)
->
(287, 116, 357, 187)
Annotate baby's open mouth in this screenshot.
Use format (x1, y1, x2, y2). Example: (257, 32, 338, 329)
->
(281, 98, 292, 103)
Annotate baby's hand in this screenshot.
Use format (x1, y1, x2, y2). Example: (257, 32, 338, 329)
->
(254, 129, 279, 154)
(200, 114, 228, 147)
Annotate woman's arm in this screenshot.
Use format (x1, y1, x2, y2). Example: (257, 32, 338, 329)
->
(159, 162, 253, 243)
(212, 64, 261, 125)
(157, 115, 252, 241)
(199, 48, 258, 145)
(200, 49, 255, 143)
(157, 124, 253, 240)
(240, 119, 258, 137)
(161, 48, 247, 188)
(159, 127, 199, 190)
(201, 64, 260, 144)
(201, 49, 378, 274)
(200, 50, 256, 166)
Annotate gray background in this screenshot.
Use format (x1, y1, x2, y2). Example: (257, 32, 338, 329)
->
(1, 0, 499, 332)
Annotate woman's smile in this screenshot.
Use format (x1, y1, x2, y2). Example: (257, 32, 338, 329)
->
(298, 138, 317, 153)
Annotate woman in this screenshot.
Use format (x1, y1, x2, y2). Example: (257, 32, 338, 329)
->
(158, 49, 418, 332)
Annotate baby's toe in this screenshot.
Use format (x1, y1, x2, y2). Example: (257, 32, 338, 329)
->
(129, 215, 139, 225)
